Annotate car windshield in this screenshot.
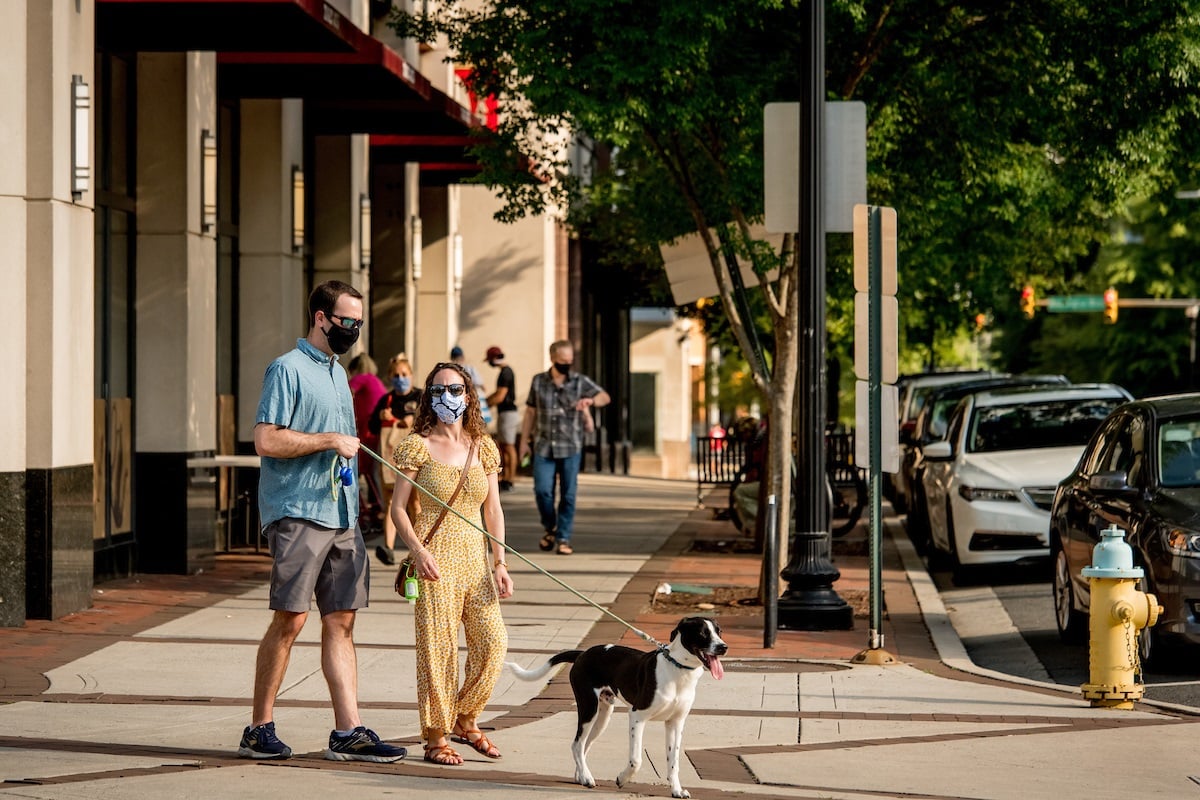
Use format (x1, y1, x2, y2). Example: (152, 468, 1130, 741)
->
(1158, 418, 1200, 487)
(967, 398, 1121, 454)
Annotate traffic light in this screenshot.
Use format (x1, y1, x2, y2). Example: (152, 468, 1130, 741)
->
(1020, 285, 1035, 318)
(1103, 287, 1119, 324)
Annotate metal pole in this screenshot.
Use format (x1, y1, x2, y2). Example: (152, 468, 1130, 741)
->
(764, 494, 778, 648)
(867, 208, 883, 649)
(1189, 305, 1198, 391)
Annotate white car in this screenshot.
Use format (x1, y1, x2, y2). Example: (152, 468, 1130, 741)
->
(922, 384, 1132, 568)
(890, 370, 994, 512)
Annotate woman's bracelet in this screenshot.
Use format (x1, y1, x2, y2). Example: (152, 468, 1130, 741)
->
(493, 561, 508, 571)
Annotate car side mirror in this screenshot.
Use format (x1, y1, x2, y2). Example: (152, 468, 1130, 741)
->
(923, 440, 953, 461)
(1088, 470, 1138, 496)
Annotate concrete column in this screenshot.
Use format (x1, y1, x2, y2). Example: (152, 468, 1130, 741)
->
(368, 161, 414, 363)
(0, 0, 30, 626)
(414, 184, 452, 377)
(237, 99, 306, 443)
(312, 134, 370, 311)
(133, 51, 217, 574)
(18, 0, 96, 622)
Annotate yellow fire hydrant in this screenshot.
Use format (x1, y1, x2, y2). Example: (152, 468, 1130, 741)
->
(1080, 525, 1161, 709)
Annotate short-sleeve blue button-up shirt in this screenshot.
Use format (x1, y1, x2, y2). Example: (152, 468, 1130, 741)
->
(256, 338, 358, 530)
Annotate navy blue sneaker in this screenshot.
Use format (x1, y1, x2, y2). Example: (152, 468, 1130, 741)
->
(325, 726, 407, 762)
(238, 721, 292, 759)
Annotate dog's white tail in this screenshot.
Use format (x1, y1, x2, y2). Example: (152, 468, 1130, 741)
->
(505, 649, 582, 681)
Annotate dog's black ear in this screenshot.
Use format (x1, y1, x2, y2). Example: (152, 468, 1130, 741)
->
(670, 621, 682, 641)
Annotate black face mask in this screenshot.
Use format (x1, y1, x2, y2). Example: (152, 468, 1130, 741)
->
(552, 362, 572, 375)
(323, 324, 360, 355)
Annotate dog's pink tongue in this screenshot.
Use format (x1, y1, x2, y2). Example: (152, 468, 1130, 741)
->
(709, 656, 724, 680)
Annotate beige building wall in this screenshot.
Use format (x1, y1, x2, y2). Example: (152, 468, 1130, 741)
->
(0, 2, 29, 474)
(455, 184, 557, 405)
(629, 312, 704, 479)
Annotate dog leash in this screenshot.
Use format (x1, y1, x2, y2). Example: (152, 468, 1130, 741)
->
(358, 443, 663, 648)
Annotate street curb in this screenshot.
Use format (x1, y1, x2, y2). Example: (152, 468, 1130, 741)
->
(890, 515, 1200, 715)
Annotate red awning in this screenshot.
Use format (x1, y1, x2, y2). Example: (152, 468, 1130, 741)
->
(96, 0, 365, 53)
(220, 39, 488, 176)
(99, 0, 490, 180)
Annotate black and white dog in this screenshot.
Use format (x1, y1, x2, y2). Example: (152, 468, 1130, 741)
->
(507, 617, 727, 799)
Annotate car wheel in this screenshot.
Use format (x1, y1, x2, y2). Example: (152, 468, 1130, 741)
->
(1052, 543, 1087, 644)
(928, 498, 960, 572)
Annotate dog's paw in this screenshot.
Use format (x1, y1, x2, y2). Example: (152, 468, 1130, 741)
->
(671, 789, 690, 799)
(575, 772, 596, 789)
(598, 688, 616, 706)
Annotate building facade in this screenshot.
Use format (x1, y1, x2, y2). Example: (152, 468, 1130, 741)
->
(1, 0, 603, 626)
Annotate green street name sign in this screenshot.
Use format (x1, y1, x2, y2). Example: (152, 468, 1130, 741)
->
(1047, 294, 1105, 313)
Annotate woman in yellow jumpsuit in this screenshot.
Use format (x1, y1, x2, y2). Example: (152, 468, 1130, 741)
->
(390, 362, 513, 765)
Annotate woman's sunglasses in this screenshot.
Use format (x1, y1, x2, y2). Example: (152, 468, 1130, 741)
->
(428, 383, 468, 398)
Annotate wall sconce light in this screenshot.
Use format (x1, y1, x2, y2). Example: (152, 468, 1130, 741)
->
(291, 165, 305, 253)
(452, 232, 464, 292)
(410, 214, 423, 280)
(201, 129, 217, 234)
(359, 193, 372, 270)
(71, 75, 90, 200)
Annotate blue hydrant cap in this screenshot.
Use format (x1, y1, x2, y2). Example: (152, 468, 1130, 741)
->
(1082, 525, 1144, 579)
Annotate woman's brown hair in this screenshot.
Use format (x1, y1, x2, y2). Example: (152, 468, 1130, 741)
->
(411, 361, 488, 440)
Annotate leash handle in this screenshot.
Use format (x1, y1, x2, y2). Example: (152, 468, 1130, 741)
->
(359, 443, 662, 647)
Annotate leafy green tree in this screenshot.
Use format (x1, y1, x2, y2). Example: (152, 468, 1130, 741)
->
(394, 1, 810, 561)
(827, 1, 1200, 370)
(393, 0, 1200, 561)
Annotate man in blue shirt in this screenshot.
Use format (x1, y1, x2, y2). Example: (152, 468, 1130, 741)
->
(239, 280, 405, 764)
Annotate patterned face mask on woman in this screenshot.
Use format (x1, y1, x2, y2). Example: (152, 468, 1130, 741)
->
(432, 392, 467, 424)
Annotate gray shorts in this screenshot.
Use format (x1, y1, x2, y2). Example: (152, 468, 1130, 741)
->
(497, 409, 521, 444)
(266, 517, 369, 615)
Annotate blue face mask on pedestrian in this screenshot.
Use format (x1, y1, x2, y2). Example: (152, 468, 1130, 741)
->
(393, 376, 411, 393)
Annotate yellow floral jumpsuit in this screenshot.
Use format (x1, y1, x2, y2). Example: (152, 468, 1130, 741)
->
(395, 434, 508, 740)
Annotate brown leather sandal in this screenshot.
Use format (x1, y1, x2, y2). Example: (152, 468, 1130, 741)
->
(538, 532, 556, 551)
(451, 724, 501, 759)
(423, 743, 463, 765)
(556, 542, 574, 555)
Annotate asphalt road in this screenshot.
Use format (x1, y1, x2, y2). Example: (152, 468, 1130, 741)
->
(925, 554, 1200, 710)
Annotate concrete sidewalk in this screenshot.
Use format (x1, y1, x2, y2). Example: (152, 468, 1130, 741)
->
(1, 473, 1196, 800)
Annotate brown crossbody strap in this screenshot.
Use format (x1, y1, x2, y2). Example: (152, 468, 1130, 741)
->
(417, 438, 478, 548)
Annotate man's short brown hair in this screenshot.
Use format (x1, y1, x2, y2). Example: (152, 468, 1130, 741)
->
(308, 280, 362, 326)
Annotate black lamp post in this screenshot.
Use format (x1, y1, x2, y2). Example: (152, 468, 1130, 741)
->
(777, 0, 853, 631)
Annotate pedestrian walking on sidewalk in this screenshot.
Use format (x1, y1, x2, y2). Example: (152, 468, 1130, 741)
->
(485, 345, 519, 491)
(240, 280, 406, 764)
(369, 352, 423, 565)
(390, 361, 513, 766)
(520, 340, 610, 555)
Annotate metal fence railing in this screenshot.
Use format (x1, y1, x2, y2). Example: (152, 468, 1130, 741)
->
(694, 436, 747, 505)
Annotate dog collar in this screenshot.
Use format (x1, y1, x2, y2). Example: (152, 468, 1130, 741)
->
(658, 645, 699, 671)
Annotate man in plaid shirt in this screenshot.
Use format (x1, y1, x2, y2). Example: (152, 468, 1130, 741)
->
(519, 340, 610, 555)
